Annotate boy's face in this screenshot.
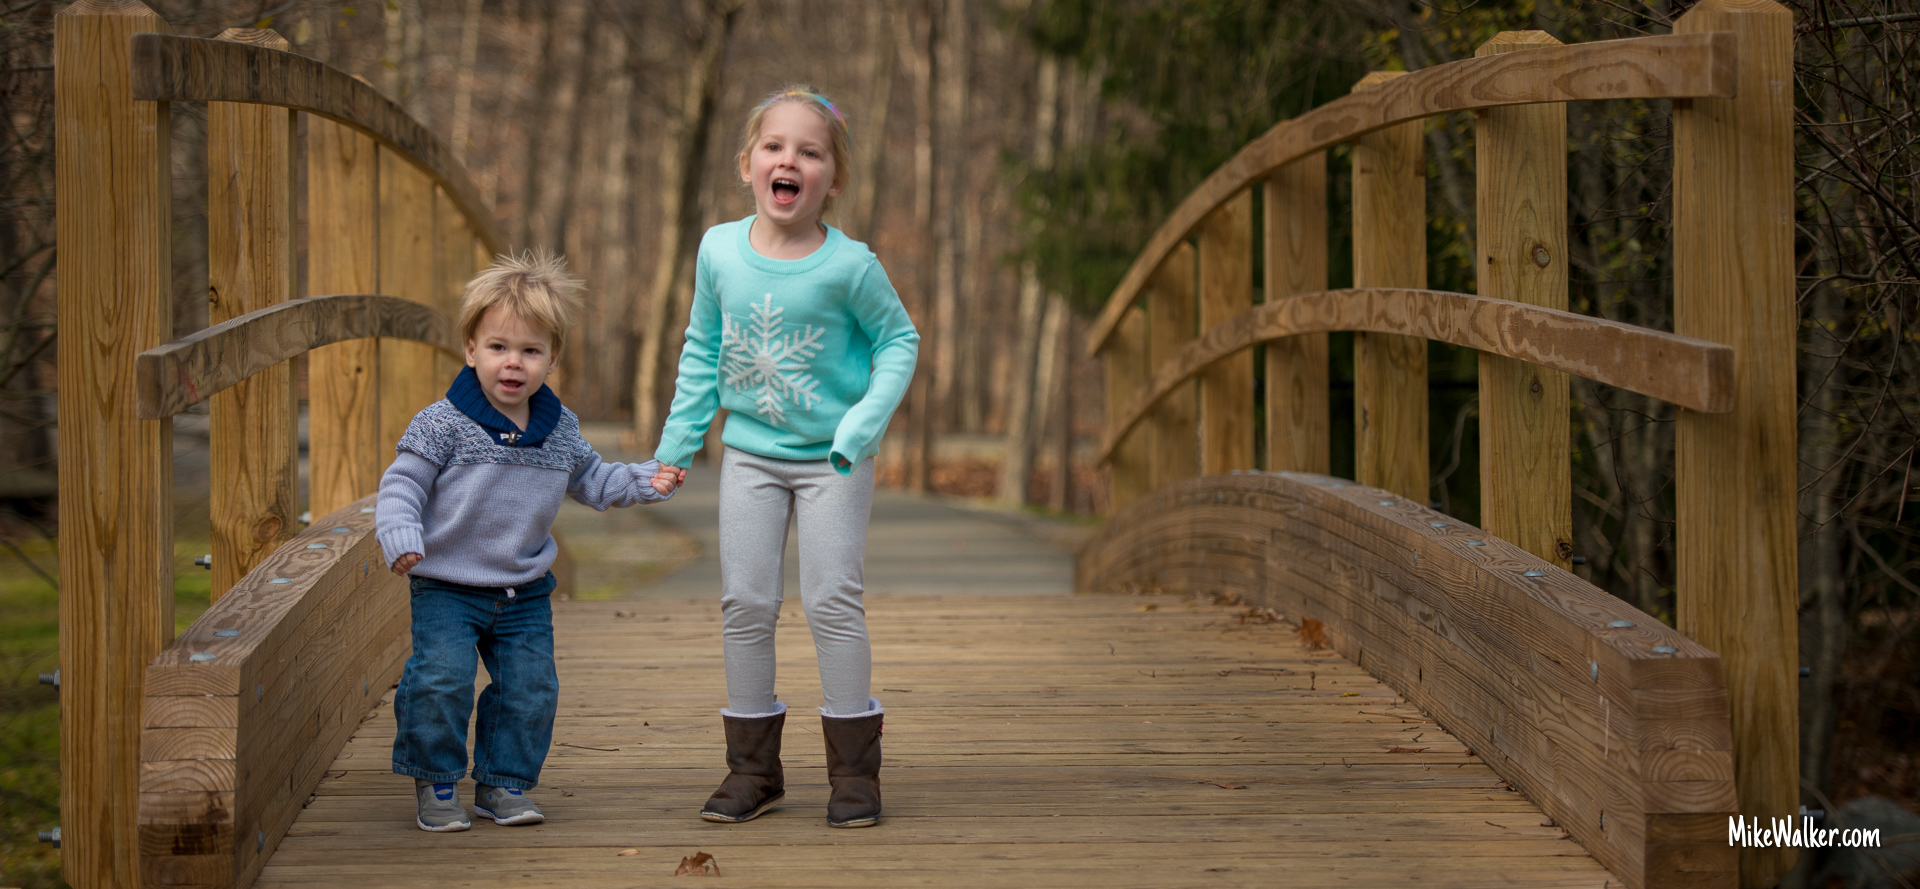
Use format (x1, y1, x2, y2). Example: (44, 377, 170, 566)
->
(464, 306, 554, 422)
(739, 102, 842, 230)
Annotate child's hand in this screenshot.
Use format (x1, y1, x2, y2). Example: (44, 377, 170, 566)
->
(392, 553, 422, 576)
(651, 464, 686, 495)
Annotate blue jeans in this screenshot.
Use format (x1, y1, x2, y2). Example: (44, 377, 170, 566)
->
(392, 572, 558, 790)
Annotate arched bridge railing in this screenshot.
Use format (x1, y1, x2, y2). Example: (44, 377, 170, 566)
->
(54, 4, 498, 887)
(1079, 4, 1795, 888)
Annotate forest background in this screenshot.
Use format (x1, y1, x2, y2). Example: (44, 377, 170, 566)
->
(0, 1, 1914, 887)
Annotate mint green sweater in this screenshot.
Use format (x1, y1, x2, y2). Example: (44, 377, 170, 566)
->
(655, 218, 919, 474)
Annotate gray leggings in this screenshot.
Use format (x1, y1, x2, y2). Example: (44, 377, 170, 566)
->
(717, 446, 875, 717)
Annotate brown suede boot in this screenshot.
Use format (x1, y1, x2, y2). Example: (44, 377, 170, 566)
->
(699, 705, 786, 823)
(821, 699, 883, 828)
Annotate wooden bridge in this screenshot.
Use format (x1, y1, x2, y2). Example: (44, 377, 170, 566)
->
(51, 1, 1797, 887)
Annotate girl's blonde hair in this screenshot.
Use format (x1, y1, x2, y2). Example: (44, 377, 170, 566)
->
(737, 85, 852, 217)
(458, 249, 585, 357)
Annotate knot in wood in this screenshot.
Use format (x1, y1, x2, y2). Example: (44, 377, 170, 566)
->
(1531, 244, 1551, 268)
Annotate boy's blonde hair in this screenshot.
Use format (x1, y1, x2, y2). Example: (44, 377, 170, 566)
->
(737, 85, 852, 216)
(458, 250, 585, 356)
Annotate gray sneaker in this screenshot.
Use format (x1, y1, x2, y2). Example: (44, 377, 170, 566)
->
(414, 780, 471, 832)
(475, 783, 545, 825)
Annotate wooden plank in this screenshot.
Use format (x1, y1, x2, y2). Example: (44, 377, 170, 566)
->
(129, 33, 500, 253)
(376, 151, 440, 471)
(1075, 472, 1736, 889)
(306, 117, 382, 517)
(1350, 71, 1427, 503)
(53, 3, 175, 887)
(1094, 288, 1734, 464)
(1105, 306, 1150, 512)
(1671, 3, 1798, 887)
(1083, 31, 1738, 356)
(138, 294, 457, 419)
(1146, 244, 1198, 490)
(1196, 190, 1254, 474)
(1474, 31, 1572, 570)
(431, 187, 475, 387)
(1263, 153, 1329, 474)
(207, 27, 299, 600)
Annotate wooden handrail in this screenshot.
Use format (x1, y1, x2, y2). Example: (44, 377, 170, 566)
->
(130, 34, 502, 254)
(137, 294, 457, 419)
(1083, 31, 1737, 357)
(1094, 287, 1734, 465)
(1077, 472, 1736, 889)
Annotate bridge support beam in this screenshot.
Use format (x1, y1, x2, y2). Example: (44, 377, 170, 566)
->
(54, 3, 175, 886)
(1673, 2, 1798, 886)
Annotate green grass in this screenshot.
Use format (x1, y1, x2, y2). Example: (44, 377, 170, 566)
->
(0, 524, 215, 889)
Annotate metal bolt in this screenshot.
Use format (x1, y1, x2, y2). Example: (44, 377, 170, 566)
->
(1429, 522, 1448, 529)
(215, 629, 239, 637)
(1608, 619, 1635, 629)
(360, 506, 376, 513)
(256, 684, 263, 701)
(306, 542, 329, 550)
(269, 578, 292, 584)
(257, 830, 264, 851)
(1589, 661, 1599, 681)
(330, 526, 351, 533)
(1571, 556, 1588, 565)
(1378, 500, 1394, 507)
(38, 827, 59, 847)
(299, 511, 313, 524)
(1800, 666, 1812, 678)
(1466, 540, 1486, 547)
(193, 553, 212, 569)
(1532, 244, 1551, 268)
(38, 670, 58, 688)
(1523, 570, 1545, 577)
(1652, 645, 1677, 654)
(190, 652, 218, 663)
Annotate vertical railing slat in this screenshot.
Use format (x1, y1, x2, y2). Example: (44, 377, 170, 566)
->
(1349, 71, 1428, 502)
(1197, 190, 1254, 473)
(432, 186, 477, 385)
(54, 3, 174, 885)
(1474, 31, 1571, 569)
(207, 28, 298, 600)
(1673, 3, 1798, 886)
(377, 151, 440, 470)
(1263, 154, 1330, 474)
(307, 117, 382, 516)
(1146, 243, 1198, 489)
(1104, 306, 1150, 512)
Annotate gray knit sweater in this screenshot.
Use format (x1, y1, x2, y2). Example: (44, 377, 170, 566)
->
(375, 399, 669, 587)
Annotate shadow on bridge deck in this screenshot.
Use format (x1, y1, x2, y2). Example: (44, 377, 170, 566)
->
(257, 449, 1615, 887)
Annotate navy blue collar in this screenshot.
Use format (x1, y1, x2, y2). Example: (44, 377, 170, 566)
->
(446, 365, 562, 447)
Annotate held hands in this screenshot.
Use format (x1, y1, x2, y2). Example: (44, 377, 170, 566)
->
(651, 463, 687, 496)
(392, 552, 422, 576)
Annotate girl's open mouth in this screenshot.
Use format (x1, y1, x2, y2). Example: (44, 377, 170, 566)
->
(772, 177, 800, 205)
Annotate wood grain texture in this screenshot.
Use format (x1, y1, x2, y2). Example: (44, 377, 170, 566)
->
(139, 495, 408, 889)
(1263, 154, 1330, 474)
(130, 33, 501, 253)
(1671, 3, 1799, 886)
(208, 28, 298, 599)
(1096, 288, 1733, 466)
(1475, 32, 1572, 570)
(307, 118, 383, 517)
(137, 294, 457, 419)
(53, 4, 175, 886)
(1105, 306, 1150, 512)
(1146, 244, 1198, 490)
(376, 151, 440, 472)
(1197, 191, 1255, 474)
(1350, 71, 1428, 503)
(1085, 31, 1738, 357)
(431, 186, 475, 386)
(1076, 471, 1737, 889)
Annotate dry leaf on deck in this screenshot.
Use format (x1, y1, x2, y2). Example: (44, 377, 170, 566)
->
(1297, 618, 1329, 650)
(617, 849, 638, 856)
(675, 851, 720, 876)
(1139, 603, 1158, 612)
(614, 610, 635, 618)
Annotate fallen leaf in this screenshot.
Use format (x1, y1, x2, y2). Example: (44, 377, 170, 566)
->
(1540, 819, 1557, 828)
(559, 789, 574, 797)
(1139, 603, 1159, 611)
(1387, 746, 1429, 754)
(614, 610, 635, 618)
(675, 851, 720, 876)
(618, 849, 639, 857)
(1297, 618, 1330, 650)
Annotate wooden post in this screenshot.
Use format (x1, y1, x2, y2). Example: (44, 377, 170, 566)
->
(1474, 32, 1570, 568)
(1197, 190, 1255, 474)
(54, 3, 174, 885)
(1673, 2, 1798, 885)
(433, 186, 476, 385)
(1263, 153, 1329, 474)
(378, 150, 439, 469)
(207, 28, 298, 599)
(1146, 243, 1198, 489)
(307, 116, 381, 516)
(1105, 306, 1150, 512)
(1350, 71, 1427, 501)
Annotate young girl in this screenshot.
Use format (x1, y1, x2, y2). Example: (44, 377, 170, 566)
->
(652, 86, 918, 829)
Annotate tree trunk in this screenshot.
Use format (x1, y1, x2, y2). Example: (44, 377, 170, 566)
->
(1030, 295, 1067, 504)
(931, 0, 967, 432)
(585, 27, 633, 416)
(847, 1, 895, 241)
(630, 0, 742, 453)
(998, 54, 1059, 505)
(896, 0, 936, 491)
(449, 0, 484, 168)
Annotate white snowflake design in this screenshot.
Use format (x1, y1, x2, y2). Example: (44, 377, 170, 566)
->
(721, 293, 825, 426)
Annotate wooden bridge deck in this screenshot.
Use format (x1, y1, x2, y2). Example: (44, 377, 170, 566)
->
(258, 589, 1618, 888)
